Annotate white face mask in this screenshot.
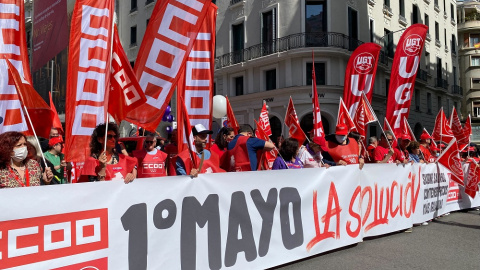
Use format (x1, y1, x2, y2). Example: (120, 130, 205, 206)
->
(11, 146, 28, 162)
(336, 135, 347, 143)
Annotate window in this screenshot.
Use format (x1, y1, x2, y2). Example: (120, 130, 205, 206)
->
(384, 0, 390, 7)
(348, 7, 358, 50)
(385, 79, 390, 99)
(451, 34, 456, 53)
(265, 69, 276, 91)
(399, 0, 405, 17)
(427, 93, 432, 114)
(474, 102, 480, 117)
(412, 5, 419, 24)
(425, 51, 430, 70)
(443, 0, 446, 12)
(384, 29, 394, 58)
(453, 66, 457, 86)
(450, 3, 454, 20)
(306, 1, 327, 33)
(415, 89, 421, 111)
(130, 26, 137, 46)
(436, 57, 442, 80)
(424, 14, 429, 28)
(437, 96, 442, 111)
(472, 56, 480, 67)
(307, 63, 326, 85)
(470, 34, 480, 47)
(130, 0, 137, 12)
(444, 29, 447, 47)
(369, 19, 375, 42)
(473, 78, 480, 85)
(435, 22, 439, 41)
(232, 23, 244, 64)
(262, 10, 276, 55)
(234, 76, 244, 96)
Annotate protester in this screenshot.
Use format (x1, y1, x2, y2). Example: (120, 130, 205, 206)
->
(176, 124, 224, 177)
(419, 133, 435, 162)
(164, 129, 179, 176)
(374, 131, 396, 163)
(297, 136, 333, 167)
(366, 136, 378, 163)
(132, 134, 168, 178)
(325, 123, 364, 168)
(44, 136, 69, 184)
(394, 135, 410, 164)
(407, 141, 424, 163)
(80, 123, 137, 183)
(0, 131, 53, 188)
(225, 124, 275, 171)
(211, 127, 235, 165)
(273, 138, 303, 170)
(155, 135, 166, 152)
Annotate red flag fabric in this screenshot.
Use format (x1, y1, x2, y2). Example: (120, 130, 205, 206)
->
(464, 114, 472, 137)
(449, 107, 468, 150)
(437, 138, 464, 186)
(65, 0, 115, 162)
(0, 0, 33, 134)
(432, 108, 454, 144)
(258, 102, 272, 136)
(284, 97, 299, 125)
(49, 92, 63, 134)
(465, 163, 480, 198)
(386, 24, 428, 137)
(109, 26, 147, 123)
(352, 93, 377, 138)
(312, 52, 325, 137)
(337, 98, 356, 132)
(177, 3, 217, 150)
(177, 96, 197, 169)
(6, 60, 54, 139)
(342, 43, 382, 116)
(255, 119, 278, 170)
(286, 114, 307, 145)
(403, 117, 416, 141)
(126, 0, 212, 131)
(226, 96, 239, 133)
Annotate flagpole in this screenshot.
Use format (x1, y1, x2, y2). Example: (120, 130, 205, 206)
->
(379, 118, 393, 149)
(440, 108, 443, 154)
(104, 6, 117, 153)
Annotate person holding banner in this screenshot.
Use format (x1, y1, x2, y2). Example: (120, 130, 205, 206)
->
(211, 127, 235, 166)
(0, 132, 54, 188)
(80, 123, 137, 183)
(374, 131, 396, 163)
(394, 135, 411, 164)
(325, 124, 364, 168)
(132, 135, 168, 178)
(419, 133, 436, 162)
(407, 141, 425, 163)
(272, 138, 303, 170)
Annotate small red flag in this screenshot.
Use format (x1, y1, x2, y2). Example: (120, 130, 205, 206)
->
(465, 162, 480, 198)
(49, 92, 64, 134)
(255, 119, 278, 170)
(432, 108, 454, 144)
(226, 96, 239, 133)
(337, 98, 356, 132)
(258, 102, 272, 136)
(312, 52, 324, 137)
(437, 138, 464, 186)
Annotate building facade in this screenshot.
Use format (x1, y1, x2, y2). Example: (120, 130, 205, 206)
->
(214, 0, 462, 143)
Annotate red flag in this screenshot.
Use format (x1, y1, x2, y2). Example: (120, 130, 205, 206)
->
(312, 52, 325, 137)
(449, 107, 468, 150)
(177, 3, 217, 148)
(177, 96, 197, 166)
(5, 60, 54, 139)
(126, 0, 213, 131)
(464, 114, 472, 147)
(437, 138, 464, 186)
(0, 0, 33, 134)
(284, 97, 299, 125)
(65, 0, 115, 162)
(255, 119, 278, 170)
(353, 94, 377, 138)
(343, 43, 382, 116)
(386, 24, 428, 137)
(403, 117, 416, 141)
(258, 101, 272, 136)
(286, 114, 307, 145)
(337, 98, 356, 132)
(465, 163, 480, 198)
(49, 92, 64, 134)
(109, 26, 147, 123)
(432, 108, 454, 144)
(226, 96, 239, 133)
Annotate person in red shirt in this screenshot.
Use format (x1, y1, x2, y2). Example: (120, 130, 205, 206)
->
(325, 123, 364, 168)
(419, 133, 435, 162)
(394, 134, 411, 164)
(164, 129, 178, 176)
(210, 127, 235, 167)
(132, 135, 168, 178)
(374, 131, 395, 163)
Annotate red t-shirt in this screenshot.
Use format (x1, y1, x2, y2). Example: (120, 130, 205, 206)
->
(374, 146, 394, 163)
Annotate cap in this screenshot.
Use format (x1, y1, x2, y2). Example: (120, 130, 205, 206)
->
(48, 136, 63, 147)
(192, 124, 213, 136)
(312, 136, 328, 152)
(420, 133, 432, 140)
(398, 134, 411, 141)
(335, 123, 349, 136)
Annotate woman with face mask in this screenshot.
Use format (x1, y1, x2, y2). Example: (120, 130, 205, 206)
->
(0, 132, 54, 188)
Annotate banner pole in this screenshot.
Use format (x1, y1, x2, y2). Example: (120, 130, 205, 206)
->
(104, 4, 117, 153)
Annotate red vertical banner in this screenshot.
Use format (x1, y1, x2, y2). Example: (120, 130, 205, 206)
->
(126, 0, 212, 131)
(284, 98, 306, 144)
(353, 93, 377, 138)
(432, 108, 454, 144)
(0, 0, 32, 134)
(386, 24, 428, 137)
(177, 3, 217, 153)
(449, 107, 468, 150)
(342, 43, 382, 116)
(337, 98, 356, 132)
(312, 52, 324, 137)
(437, 138, 464, 186)
(65, 0, 114, 162)
(258, 101, 272, 136)
(226, 96, 240, 133)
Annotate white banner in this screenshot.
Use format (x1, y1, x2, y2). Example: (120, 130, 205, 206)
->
(0, 164, 479, 269)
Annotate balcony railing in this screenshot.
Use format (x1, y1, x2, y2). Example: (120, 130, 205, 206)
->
(383, 5, 393, 17)
(215, 32, 363, 69)
(418, 69, 428, 82)
(434, 4, 440, 13)
(451, 85, 463, 95)
(435, 78, 448, 90)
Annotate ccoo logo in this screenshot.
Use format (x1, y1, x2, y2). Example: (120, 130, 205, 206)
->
(403, 34, 423, 56)
(448, 149, 463, 176)
(353, 52, 375, 74)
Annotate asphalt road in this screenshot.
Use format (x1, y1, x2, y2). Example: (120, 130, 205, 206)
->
(272, 209, 480, 270)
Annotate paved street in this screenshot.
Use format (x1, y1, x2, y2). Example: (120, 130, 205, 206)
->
(272, 209, 480, 270)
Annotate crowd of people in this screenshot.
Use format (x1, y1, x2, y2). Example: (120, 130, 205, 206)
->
(1, 121, 479, 189)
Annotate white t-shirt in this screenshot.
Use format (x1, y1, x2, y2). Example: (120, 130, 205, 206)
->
(297, 145, 322, 168)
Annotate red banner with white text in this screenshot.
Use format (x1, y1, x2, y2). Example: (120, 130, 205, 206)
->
(126, 0, 212, 131)
(343, 43, 381, 117)
(65, 0, 114, 162)
(258, 102, 272, 136)
(386, 24, 428, 137)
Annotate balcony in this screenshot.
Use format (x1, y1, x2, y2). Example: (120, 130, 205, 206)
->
(229, 0, 244, 8)
(451, 85, 463, 96)
(368, 0, 375, 6)
(424, 0, 430, 4)
(451, 19, 456, 26)
(426, 33, 431, 42)
(216, 32, 363, 69)
(445, 44, 449, 53)
(435, 39, 441, 47)
(383, 5, 393, 17)
(435, 78, 448, 90)
(417, 69, 428, 82)
(434, 4, 440, 13)
(444, 12, 448, 20)
(399, 15, 408, 26)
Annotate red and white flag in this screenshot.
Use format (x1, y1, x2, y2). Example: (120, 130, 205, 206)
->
(432, 108, 454, 144)
(109, 26, 147, 123)
(255, 119, 278, 170)
(49, 92, 64, 134)
(258, 101, 272, 136)
(177, 3, 217, 149)
(342, 43, 382, 117)
(353, 93, 377, 138)
(284, 97, 299, 124)
(65, 0, 115, 162)
(312, 52, 324, 137)
(465, 163, 480, 199)
(6, 60, 54, 139)
(126, 0, 212, 131)
(0, 0, 33, 134)
(437, 138, 464, 186)
(177, 96, 197, 166)
(402, 116, 416, 141)
(337, 98, 356, 132)
(449, 107, 468, 150)
(385, 24, 428, 137)
(284, 98, 306, 144)
(226, 96, 239, 133)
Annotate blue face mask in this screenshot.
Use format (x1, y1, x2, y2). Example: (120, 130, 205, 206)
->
(335, 135, 347, 143)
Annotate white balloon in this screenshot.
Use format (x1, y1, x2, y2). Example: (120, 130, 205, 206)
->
(212, 95, 227, 118)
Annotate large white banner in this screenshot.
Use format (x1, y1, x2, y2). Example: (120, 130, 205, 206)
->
(0, 164, 479, 269)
